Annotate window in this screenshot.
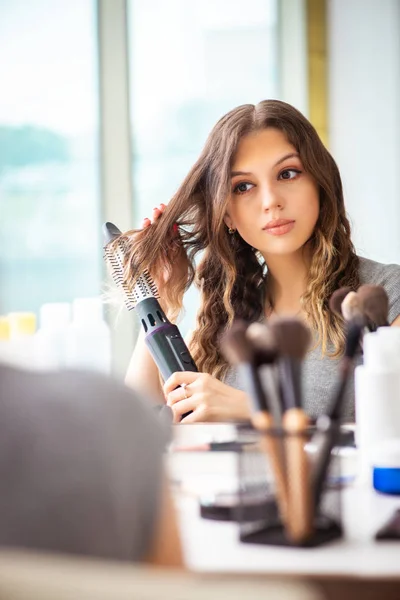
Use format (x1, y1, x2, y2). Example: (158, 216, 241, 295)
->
(0, 0, 100, 314)
(128, 0, 278, 333)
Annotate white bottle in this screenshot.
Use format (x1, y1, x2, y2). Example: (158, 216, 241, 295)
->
(65, 297, 111, 375)
(34, 303, 71, 370)
(1, 312, 37, 369)
(0, 316, 11, 364)
(355, 329, 400, 484)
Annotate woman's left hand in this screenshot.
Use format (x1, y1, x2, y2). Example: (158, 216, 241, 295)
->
(163, 371, 251, 424)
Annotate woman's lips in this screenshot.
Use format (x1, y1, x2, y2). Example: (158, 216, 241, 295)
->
(264, 220, 295, 236)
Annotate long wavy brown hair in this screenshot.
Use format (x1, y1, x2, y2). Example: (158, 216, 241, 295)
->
(116, 100, 359, 379)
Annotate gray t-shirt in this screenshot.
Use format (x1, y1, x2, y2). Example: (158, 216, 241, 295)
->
(0, 364, 168, 561)
(224, 257, 400, 421)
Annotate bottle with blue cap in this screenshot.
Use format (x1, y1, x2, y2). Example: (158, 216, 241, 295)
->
(372, 439, 400, 495)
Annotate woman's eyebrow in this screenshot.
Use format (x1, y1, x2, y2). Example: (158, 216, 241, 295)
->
(230, 170, 252, 177)
(274, 152, 300, 167)
(231, 152, 300, 178)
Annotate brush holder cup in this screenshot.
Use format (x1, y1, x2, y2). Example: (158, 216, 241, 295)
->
(235, 426, 343, 548)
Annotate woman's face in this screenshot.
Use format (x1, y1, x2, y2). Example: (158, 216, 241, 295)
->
(224, 128, 320, 261)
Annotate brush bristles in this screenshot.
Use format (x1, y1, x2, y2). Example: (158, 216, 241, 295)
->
(269, 318, 311, 360)
(357, 284, 389, 327)
(220, 321, 254, 366)
(329, 287, 352, 317)
(246, 322, 279, 365)
(341, 291, 363, 324)
(104, 241, 160, 308)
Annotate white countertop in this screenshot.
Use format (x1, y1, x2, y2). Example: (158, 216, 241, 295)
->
(169, 424, 400, 578)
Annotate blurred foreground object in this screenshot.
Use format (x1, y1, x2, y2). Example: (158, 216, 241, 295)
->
(0, 550, 323, 600)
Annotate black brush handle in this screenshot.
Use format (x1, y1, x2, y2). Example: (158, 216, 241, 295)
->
(312, 368, 349, 511)
(135, 298, 197, 380)
(136, 298, 197, 420)
(311, 416, 341, 513)
(146, 326, 196, 421)
(145, 325, 197, 380)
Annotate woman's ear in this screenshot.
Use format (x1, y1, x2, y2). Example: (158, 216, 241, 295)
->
(223, 214, 234, 230)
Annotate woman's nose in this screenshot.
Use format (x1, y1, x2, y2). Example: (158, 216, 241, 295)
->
(261, 185, 284, 210)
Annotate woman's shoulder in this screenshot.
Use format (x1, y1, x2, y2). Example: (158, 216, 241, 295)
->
(358, 255, 400, 285)
(358, 255, 400, 323)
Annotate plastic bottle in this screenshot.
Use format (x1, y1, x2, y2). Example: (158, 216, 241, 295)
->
(0, 315, 11, 363)
(6, 312, 37, 369)
(355, 329, 400, 484)
(65, 297, 111, 374)
(34, 302, 71, 370)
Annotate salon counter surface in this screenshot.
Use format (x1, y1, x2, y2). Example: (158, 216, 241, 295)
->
(169, 424, 400, 579)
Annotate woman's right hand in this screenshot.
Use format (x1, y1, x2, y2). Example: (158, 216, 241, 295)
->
(141, 204, 166, 228)
(139, 203, 188, 309)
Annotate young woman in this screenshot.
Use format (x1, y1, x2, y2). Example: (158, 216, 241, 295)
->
(123, 100, 400, 423)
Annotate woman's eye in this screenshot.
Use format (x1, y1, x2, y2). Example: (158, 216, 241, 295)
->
(233, 182, 254, 194)
(279, 169, 301, 180)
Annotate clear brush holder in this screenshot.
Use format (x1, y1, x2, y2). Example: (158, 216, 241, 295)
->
(235, 425, 343, 548)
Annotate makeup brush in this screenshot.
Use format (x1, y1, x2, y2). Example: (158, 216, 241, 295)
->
(246, 321, 278, 366)
(269, 318, 311, 411)
(328, 287, 352, 318)
(220, 321, 289, 523)
(357, 284, 389, 329)
(312, 320, 363, 512)
(340, 291, 365, 327)
(269, 318, 313, 543)
(246, 322, 282, 424)
(244, 321, 289, 521)
(220, 321, 269, 428)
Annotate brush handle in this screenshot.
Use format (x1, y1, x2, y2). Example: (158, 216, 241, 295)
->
(283, 408, 313, 543)
(279, 358, 302, 411)
(237, 364, 289, 522)
(136, 298, 197, 381)
(252, 411, 289, 524)
(328, 358, 351, 421)
(145, 325, 197, 381)
(238, 363, 268, 413)
(311, 416, 340, 513)
(137, 298, 196, 421)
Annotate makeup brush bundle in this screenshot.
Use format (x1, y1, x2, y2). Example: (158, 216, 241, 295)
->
(220, 306, 367, 546)
(329, 283, 390, 333)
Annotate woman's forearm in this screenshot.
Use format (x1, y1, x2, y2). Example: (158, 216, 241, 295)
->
(125, 329, 165, 404)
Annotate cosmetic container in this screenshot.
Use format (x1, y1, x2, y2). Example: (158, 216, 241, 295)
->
(34, 302, 71, 370)
(65, 297, 111, 374)
(1, 312, 37, 369)
(372, 439, 400, 495)
(355, 330, 400, 484)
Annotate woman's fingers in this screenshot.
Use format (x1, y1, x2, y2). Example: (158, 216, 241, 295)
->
(141, 217, 151, 228)
(179, 410, 200, 424)
(170, 397, 196, 421)
(142, 203, 167, 227)
(166, 385, 188, 406)
(151, 207, 161, 223)
(163, 371, 201, 396)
